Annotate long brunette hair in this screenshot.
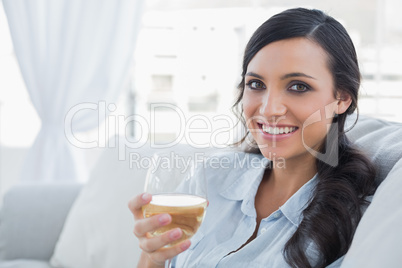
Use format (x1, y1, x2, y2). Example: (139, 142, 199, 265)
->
(233, 8, 376, 267)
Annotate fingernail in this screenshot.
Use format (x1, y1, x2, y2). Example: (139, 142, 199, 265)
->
(180, 240, 191, 251)
(142, 193, 150, 201)
(169, 228, 181, 240)
(158, 214, 170, 224)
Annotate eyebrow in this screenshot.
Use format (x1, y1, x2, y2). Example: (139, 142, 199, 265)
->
(281, 72, 316, 80)
(245, 72, 264, 80)
(245, 72, 316, 80)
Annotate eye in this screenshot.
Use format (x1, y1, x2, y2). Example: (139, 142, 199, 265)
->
(288, 83, 310, 93)
(246, 80, 266, 90)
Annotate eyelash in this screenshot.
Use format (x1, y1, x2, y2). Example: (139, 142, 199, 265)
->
(245, 79, 311, 93)
(245, 80, 265, 90)
(288, 82, 311, 93)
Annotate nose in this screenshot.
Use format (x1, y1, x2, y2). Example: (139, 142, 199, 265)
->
(259, 90, 287, 119)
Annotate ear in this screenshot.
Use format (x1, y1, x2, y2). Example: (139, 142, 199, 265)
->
(335, 91, 352, 115)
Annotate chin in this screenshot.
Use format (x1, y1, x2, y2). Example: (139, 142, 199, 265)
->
(258, 146, 283, 161)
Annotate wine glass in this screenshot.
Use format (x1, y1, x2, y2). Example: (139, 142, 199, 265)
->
(142, 152, 208, 248)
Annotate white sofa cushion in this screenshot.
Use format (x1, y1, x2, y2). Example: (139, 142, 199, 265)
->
(50, 145, 149, 268)
(346, 115, 402, 184)
(0, 184, 80, 261)
(341, 158, 402, 267)
(0, 260, 52, 268)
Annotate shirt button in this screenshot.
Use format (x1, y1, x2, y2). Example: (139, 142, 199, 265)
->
(260, 227, 267, 234)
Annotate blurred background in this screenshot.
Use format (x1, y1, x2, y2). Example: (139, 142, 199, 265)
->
(0, 0, 401, 194)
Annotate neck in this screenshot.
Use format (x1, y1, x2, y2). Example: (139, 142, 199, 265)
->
(267, 154, 317, 198)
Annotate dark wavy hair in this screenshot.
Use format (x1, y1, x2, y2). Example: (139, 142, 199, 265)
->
(233, 8, 376, 268)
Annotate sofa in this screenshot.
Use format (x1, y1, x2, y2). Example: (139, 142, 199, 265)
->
(0, 115, 401, 268)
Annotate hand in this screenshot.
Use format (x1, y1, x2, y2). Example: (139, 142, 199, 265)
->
(128, 193, 191, 267)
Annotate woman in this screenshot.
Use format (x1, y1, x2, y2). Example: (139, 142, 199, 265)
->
(129, 8, 376, 268)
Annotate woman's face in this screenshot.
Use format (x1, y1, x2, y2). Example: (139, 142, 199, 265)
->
(242, 37, 350, 164)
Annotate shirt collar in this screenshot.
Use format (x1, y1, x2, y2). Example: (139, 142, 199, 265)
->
(279, 174, 317, 227)
(218, 151, 317, 227)
(219, 153, 269, 201)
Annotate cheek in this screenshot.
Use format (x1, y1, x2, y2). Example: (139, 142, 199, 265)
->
(241, 92, 257, 121)
(298, 104, 335, 149)
(302, 121, 329, 148)
(299, 93, 338, 123)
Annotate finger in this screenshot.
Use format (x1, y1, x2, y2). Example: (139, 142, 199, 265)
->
(139, 227, 182, 252)
(147, 239, 192, 265)
(133, 213, 171, 238)
(128, 193, 152, 219)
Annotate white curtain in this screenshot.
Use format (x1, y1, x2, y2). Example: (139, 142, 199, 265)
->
(2, 0, 144, 182)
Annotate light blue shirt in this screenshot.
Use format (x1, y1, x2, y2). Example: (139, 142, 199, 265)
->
(171, 151, 343, 268)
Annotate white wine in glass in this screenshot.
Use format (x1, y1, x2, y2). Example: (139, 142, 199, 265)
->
(142, 152, 208, 246)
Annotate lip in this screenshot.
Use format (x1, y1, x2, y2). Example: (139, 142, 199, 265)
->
(256, 123, 299, 141)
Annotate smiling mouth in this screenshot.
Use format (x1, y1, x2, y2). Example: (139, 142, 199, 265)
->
(257, 123, 298, 135)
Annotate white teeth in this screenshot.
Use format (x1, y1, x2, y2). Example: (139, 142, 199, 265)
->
(261, 125, 297, 135)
